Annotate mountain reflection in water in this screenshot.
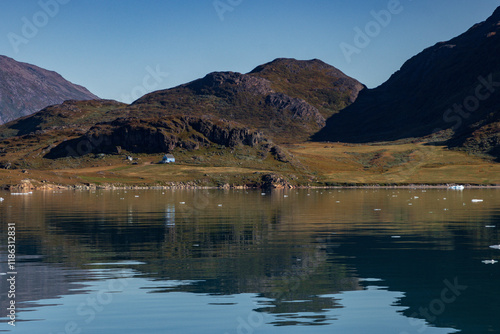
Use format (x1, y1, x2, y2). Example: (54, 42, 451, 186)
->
(0, 189, 499, 333)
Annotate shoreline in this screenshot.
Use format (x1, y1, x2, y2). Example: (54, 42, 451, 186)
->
(2, 180, 500, 192)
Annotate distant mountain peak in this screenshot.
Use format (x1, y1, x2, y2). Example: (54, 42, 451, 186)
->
(0, 56, 98, 124)
(249, 57, 349, 77)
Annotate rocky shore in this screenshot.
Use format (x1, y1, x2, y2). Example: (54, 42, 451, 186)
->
(3, 177, 499, 192)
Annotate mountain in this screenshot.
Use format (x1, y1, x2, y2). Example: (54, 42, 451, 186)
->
(0, 58, 363, 171)
(130, 58, 364, 143)
(314, 7, 500, 159)
(0, 55, 99, 124)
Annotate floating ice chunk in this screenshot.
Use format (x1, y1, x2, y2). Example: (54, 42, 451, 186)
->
(489, 245, 500, 250)
(482, 260, 498, 264)
(88, 260, 146, 266)
(472, 199, 484, 203)
(360, 278, 384, 282)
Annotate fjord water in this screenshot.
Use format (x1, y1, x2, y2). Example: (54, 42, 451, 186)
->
(1, 189, 499, 334)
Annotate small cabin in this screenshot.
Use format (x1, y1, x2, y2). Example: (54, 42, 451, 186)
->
(160, 154, 175, 164)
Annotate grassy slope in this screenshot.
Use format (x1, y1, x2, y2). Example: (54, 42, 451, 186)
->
(1, 142, 498, 188)
(288, 142, 500, 185)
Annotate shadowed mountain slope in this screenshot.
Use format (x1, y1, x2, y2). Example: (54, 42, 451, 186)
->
(0, 55, 99, 124)
(314, 7, 500, 159)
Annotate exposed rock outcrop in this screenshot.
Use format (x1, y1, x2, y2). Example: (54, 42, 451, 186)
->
(260, 173, 292, 189)
(187, 71, 274, 96)
(45, 116, 267, 158)
(265, 93, 325, 127)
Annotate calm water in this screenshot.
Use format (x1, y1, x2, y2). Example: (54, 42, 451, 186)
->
(0, 188, 499, 333)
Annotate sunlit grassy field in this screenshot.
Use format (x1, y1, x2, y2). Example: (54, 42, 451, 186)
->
(287, 142, 500, 185)
(1, 142, 499, 188)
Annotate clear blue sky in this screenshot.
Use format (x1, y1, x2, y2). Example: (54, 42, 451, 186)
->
(1, 0, 498, 103)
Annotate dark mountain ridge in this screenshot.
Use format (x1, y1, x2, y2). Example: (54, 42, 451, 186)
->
(314, 6, 500, 159)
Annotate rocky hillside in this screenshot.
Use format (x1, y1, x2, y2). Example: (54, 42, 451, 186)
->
(45, 116, 268, 159)
(131, 58, 364, 143)
(0, 58, 363, 169)
(0, 55, 99, 124)
(314, 7, 500, 159)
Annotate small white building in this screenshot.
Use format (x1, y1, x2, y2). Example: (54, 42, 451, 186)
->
(160, 154, 175, 164)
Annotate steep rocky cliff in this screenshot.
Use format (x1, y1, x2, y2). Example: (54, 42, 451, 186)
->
(45, 116, 267, 158)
